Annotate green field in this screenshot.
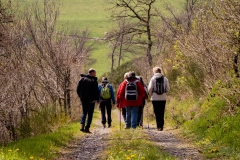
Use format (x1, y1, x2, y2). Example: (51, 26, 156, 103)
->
(9, 0, 185, 76)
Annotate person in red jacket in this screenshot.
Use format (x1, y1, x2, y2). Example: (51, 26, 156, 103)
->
(117, 71, 146, 129)
(117, 72, 129, 124)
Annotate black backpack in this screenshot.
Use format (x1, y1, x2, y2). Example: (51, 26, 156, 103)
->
(154, 76, 165, 95)
(125, 80, 138, 100)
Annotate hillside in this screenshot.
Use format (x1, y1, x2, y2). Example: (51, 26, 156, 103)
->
(57, 0, 185, 75)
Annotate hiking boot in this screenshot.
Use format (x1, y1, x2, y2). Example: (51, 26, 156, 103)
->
(103, 124, 106, 128)
(124, 126, 130, 129)
(84, 128, 91, 133)
(80, 124, 85, 132)
(157, 128, 163, 131)
(108, 124, 111, 128)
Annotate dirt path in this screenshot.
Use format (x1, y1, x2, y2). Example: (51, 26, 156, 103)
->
(56, 109, 203, 160)
(145, 126, 203, 160)
(56, 123, 110, 160)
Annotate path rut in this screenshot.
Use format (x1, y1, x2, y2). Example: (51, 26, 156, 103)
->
(56, 109, 203, 160)
(56, 125, 110, 160)
(145, 126, 203, 160)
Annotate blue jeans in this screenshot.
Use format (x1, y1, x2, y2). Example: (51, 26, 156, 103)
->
(126, 106, 139, 128)
(80, 102, 95, 129)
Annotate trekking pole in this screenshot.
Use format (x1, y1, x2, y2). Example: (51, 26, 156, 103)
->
(120, 108, 122, 130)
(147, 104, 149, 129)
(142, 106, 144, 130)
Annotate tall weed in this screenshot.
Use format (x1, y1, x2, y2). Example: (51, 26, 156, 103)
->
(18, 106, 69, 139)
(179, 78, 240, 159)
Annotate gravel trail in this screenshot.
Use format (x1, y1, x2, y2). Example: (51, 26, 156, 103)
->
(56, 109, 204, 160)
(145, 126, 204, 160)
(56, 124, 110, 160)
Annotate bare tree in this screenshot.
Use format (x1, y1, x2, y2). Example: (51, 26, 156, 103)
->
(106, 18, 135, 71)
(0, 0, 93, 143)
(106, 0, 156, 67)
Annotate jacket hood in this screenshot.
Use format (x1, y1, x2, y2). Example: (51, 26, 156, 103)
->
(153, 73, 163, 79)
(80, 74, 98, 80)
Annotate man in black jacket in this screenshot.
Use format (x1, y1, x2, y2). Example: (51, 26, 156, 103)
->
(77, 68, 99, 133)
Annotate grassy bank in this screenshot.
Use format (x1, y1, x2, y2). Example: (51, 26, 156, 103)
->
(0, 110, 101, 160)
(166, 78, 240, 159)
(0, 122, 83, 160)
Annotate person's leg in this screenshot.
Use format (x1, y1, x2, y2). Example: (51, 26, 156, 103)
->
(152, 101, 161, 129)
(106, 100, 112, 127)
(158, 101, 166, 130)
(80, 102, 88, 128)
(137, 105, 143, 126)
(131, 106, 139, 128)
(85, 102, 95, 132)
(122, 107, 126, 123)
(80, 102, 88, 131)
(100, 101, 106, 127)
(125, 106, 131, 128)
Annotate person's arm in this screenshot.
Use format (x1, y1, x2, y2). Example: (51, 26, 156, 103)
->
(117, 82, 125, 104)
(148, 78, 153, 95)
(110, 85, 116, 104)
(94, 81, 100, 101)
(137, 82, 146, 99)
(144, 85, 149, 99)
(98, 84, 102, 102)
(76, 78, 83, 97)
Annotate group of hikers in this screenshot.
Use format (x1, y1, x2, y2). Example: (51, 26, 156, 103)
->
(76, 67, 170, 133)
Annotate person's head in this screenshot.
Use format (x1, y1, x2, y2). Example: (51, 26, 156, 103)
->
(101, 77, 108, 83)
(88, 68, 96, 77)
(124, 72, 129, 79)
(153, 67, 161, 74)
(128, 71, 136, 78)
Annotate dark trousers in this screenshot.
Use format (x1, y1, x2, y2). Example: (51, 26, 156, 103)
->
(152, 101, 166, 129)
(122, 107, 126, 123)
(81, 102, 95, 129)
(137, 105, 144, 126)
(100, 100, 112, 125)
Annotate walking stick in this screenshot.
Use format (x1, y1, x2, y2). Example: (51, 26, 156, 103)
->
(147, 104, 149, 129)
(120, 108, 122, 130)
(142, 106, 144, 129)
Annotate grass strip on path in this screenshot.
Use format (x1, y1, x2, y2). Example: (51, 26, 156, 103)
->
(102, 109, 176, 160)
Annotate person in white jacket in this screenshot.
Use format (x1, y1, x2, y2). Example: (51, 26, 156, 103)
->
(148, 67, 170, 131)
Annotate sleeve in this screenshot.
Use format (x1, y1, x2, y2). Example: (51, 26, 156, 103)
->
(137, 82, 146, 99)
(148, 78, 154, 95)
(165, 77, 170, 93)
(76, 79, 82, 97)
(144, 85, 149, 99)
(94, 81, 100, 101)
(117, 82, 125, 103)
(98, 84, 102, 101)
(110, 85, 116, 104)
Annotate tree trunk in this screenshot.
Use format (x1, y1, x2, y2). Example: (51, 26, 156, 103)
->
(118, 34, 124, 67)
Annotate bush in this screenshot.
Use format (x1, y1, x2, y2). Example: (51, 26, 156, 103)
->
(181, 77, 240, 159)
(18, 106, 69, 139)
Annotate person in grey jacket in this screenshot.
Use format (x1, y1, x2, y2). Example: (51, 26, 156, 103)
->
(148, 67, 170, 131)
